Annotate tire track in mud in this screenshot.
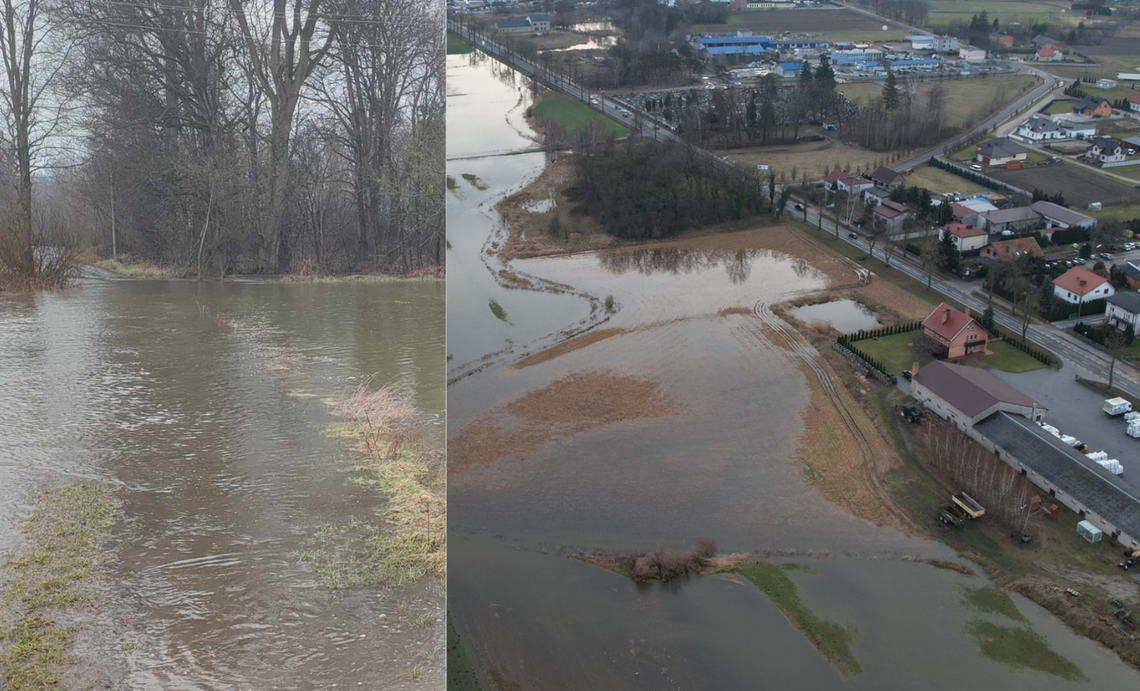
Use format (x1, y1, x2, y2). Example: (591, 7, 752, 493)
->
(750, 298, 921, 533)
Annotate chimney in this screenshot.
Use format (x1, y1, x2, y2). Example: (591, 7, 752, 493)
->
(964, 307, 971, 319)
(1079, 279, 1087, 287)
(942, 308, 951, 324)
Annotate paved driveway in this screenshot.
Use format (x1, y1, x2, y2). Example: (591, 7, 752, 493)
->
(989, 366, 1140, 493)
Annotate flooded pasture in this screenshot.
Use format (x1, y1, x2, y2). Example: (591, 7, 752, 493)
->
(447, 51, 1140, 690)
(0, 278, 444, 689)
(789, 298, 882, 333)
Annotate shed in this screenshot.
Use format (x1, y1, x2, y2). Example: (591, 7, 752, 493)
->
(1077, 519, 1103, 543)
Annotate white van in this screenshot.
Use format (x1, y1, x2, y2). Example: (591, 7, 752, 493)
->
(969, 164, 983, 172)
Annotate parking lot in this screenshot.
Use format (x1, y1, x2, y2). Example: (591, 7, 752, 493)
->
(989, 366, 1140, 495)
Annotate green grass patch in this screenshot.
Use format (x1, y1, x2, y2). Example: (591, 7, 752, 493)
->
(461, 173, 489, 191)
(927, 1, 1069, 25)
(736, 562, 861, 676)
(447, 612, 482, 691)
(447, 33, 475, 55)
(0, 482, 118, 691)
(488, 299, 509, 323)
(532, 96, 629, 138)
(962, 586, 1028, 623)
(1043, 100, 1073, 115)
(961, 340, 1046, 373)
(849, 331, 929, 376)
(446, 176, 459, 193)
(904, 165, 990, 195)
(1088, 203, 1140, 223)
(967, 619, 1085, 680)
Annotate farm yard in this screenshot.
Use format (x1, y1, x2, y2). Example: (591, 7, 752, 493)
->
(690, 8, 910, 42)
(988, 163, 1140, 208)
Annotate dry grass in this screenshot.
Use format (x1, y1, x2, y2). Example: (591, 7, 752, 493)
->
(92, 255, 172, 279)
(513, 328, 628, 369)
(302, 386, 445, 585)
(448, 371, 680, 475)
(495, 156, 616, 261)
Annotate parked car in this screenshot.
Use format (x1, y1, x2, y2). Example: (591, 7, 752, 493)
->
(793, 203, 804, 212)
(902, 370, 912, 381)
(970, 164, 983, 172)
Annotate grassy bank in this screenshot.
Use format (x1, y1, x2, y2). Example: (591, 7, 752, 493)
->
(967, 620, 1086, 680)
(736, 562, 862, 676)
(447, 33, 475, 55)
(532, 96, 629, 138)
(962, 585, 1027, 623)
(0, 482, 118, 691)
(301, 388, 445, 587)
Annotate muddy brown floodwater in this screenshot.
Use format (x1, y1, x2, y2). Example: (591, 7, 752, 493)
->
(0, 278, 444, 690)
(447, 53, 1140, 691)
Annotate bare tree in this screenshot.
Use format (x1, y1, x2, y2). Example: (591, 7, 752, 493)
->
(228, 0, 336, 272)
(0, 0, 73, 279)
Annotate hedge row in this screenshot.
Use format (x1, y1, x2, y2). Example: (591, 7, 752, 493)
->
(838, 321, 922, 345)
(993, 327, 1054, 367)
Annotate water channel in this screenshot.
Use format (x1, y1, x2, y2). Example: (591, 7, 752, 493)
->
(0, 278, 444, 689)
(446, 49, 1140, 690)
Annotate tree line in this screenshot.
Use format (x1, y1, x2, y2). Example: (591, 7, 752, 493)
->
(1, 0, 444, 284)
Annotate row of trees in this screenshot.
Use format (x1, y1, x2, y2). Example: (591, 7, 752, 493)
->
(2, 0, 444, 281)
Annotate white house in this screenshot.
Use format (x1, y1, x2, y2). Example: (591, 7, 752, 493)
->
(1131, 93, 1140, 113)
(1054, 115, 1097, 140)
(836, 174, 874, 195)
(1088, 136, 1126, 164)
(1017, 114, 1064, 141)
(943, 223, 989, 252)
(1106, 292, 1140, 329)
(1052, 266, 1116, 306)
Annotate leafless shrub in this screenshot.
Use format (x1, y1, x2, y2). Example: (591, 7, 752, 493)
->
(695, 538, 717, 559)
(328, 385, 417, 459)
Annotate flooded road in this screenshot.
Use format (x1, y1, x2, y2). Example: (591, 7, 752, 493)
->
(0, 278, 444, 689)
(447, 51, 1140, 690)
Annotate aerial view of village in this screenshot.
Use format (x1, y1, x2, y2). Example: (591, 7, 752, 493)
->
(446, 0, 1140, 689)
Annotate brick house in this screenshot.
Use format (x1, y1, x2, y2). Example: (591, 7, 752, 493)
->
(1052, 266, 1116, 305)
(1073, 95, 1113, 118)
(922, 302, 991, 361)
(1120, 262, 1140, 290)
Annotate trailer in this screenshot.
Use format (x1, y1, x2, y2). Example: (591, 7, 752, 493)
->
(952, 492, 985, 519)
(939, 503, 967, 527)
(1104, 397, 1132, 416)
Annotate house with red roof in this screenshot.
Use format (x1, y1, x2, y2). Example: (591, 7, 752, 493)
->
(1130, 92, 1140, 114)
(872, 199, 910, 232)
(980, 237, 1044, 263)
(922, 302, 990, 361)
(1051, 266, 1115, 306)
(1035, 44, 1062, 62)
(943, 223, 988, 252)
(823, 167, 848, 187)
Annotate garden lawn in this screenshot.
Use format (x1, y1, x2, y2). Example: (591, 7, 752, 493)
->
(447, 34, 474, 55)
(904, 165, 989, 195)
(532, 96, 629, 137)
(849, 331, 931, 376)
(963, 340, 1046, 373)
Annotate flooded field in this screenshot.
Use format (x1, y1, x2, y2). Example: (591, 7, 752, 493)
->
(447, 50, 1140, 691)
(0, 278, 444, 689)
(790, 298, 882, 333)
